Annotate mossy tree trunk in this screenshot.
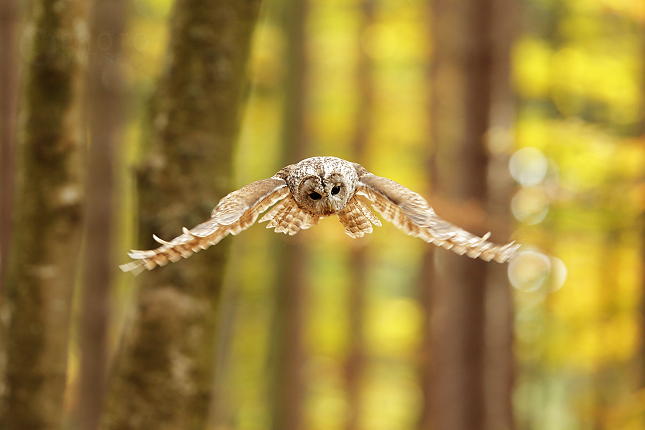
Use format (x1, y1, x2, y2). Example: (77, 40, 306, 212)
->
(0, 0, 20, 419)
(1, 0, 87, 427)
(100, 0, 262, 429)
(0, 0, 20, 297)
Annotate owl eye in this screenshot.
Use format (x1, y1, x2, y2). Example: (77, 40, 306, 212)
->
(331, 185, 341, 195)
(308, 192, 322, 200)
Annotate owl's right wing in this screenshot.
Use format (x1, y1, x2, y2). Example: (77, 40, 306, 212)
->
(353, 164, 519, 263)
(120, 176, 290, 275)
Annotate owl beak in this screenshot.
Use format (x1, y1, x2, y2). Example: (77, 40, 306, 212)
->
(326, 201, 333, 213)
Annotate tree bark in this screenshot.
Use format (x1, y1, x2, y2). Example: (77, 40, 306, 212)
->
(344, 1, 375, 428)
(1, 0, 87, 427)
(270, 1, 309, 429)
(74, 0, 128, 428)
(0, 0, 20, 297)
(484, 0, 517, 428)
(422, 0, 495, 429)
(0, 0, 21, 417)
(100, 0, 262, 429)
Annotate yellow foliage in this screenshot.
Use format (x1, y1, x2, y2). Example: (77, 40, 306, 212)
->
(515, 116, 552, 149)
(365, 298, 422, 358)
(362, 367, 421, 430)
(513, 37, 552, 98)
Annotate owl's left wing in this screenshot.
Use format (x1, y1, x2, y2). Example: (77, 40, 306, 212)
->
(353, 165, 519, 263)
(120, 177, 290, 275)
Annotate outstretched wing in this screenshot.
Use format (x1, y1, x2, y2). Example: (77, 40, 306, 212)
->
(354, 165, 519, 263)
(120, 177, 290, 275)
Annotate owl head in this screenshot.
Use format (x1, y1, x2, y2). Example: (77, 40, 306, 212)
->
(294, 172, 355, 216)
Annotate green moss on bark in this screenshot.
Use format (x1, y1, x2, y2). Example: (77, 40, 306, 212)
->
(100, 1, 262, 429)
(1, 0, 87, 428)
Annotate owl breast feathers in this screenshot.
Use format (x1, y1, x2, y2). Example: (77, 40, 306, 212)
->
(120, 156, 520, 274)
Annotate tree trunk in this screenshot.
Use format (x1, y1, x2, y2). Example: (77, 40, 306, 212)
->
(0, 0, 20, 296)
(345, 247, 366, 430)
(422, 0, 495, 428)
(0, 0, 21, 417)
(74, 0, 128, 428)
(100, 0, 262, 429)
(271, 1, 309, 429)
(1, 0, 87, 427)
(484, 0, 517, 428)
(344, 1, 375, 428)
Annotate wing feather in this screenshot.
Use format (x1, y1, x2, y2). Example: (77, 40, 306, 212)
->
(259, 195, 319, 235)
(356, 172, 519, 263)
(120, 178, 290, 274)
(337, 197, 381, 238)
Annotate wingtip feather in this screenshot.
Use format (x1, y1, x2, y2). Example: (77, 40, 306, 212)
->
(119, 262, 146, 275)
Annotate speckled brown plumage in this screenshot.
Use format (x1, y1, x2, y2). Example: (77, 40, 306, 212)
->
(121, 156, 519, 274)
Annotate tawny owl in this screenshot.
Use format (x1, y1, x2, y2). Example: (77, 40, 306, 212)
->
(120, 156, 520, 274)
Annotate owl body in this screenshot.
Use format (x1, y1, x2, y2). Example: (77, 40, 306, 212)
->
(120, 156, 519, 274)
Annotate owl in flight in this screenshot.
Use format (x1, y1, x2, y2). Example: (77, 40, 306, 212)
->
(120, 156, 519, 274)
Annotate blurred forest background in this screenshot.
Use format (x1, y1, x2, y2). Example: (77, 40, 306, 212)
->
(1, 0, 644, 429)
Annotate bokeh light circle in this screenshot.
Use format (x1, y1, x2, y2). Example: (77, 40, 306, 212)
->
(509, 147, 548, 186)
(508, 250, 567, 293)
